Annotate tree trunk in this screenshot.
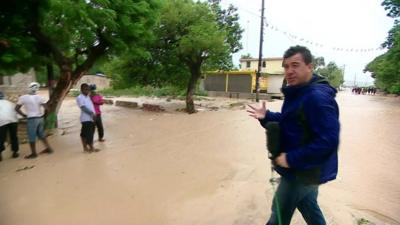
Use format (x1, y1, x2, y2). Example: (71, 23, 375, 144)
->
(46, 66, 83, 114)
(186, 63, 201, 114)
(47, 63, 55, 98)
(28, 2, 109, 116)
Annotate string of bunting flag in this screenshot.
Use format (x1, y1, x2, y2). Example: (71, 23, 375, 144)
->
(264, 21, 385, 53)
(221, 1, 385, 53)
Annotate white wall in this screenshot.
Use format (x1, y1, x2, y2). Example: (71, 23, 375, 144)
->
(240, 59, 284, 74)
(74, 75, 111, 90)
(268, 75, 285, 94)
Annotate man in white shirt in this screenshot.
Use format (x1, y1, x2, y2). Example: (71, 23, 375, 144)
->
(15, 82, 54, 159)
(76, 83, 99, 153)
(0, 91, 20, 161)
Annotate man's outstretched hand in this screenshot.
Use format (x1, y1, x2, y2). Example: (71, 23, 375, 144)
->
(247, 101, 267, 120)
(275, 153, 289, 168)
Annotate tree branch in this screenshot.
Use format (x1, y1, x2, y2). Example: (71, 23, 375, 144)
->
(73, 31, 110, 78)
(28, 0, 70, 68)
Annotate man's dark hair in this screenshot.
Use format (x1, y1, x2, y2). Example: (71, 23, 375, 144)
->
(283, 45, 313, 65)
(81, 83, 89, 89)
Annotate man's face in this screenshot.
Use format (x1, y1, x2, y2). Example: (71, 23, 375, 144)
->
(282, 53, 313, 86)
(81, 86, 90, 95)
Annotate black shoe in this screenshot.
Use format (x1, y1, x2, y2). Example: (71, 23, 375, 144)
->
(0, 154, 2, 161)
(12, 152, 20, 158)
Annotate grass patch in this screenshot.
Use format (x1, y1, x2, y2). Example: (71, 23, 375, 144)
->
(357, 218, 373, 225)
(69, 89, 80, 97)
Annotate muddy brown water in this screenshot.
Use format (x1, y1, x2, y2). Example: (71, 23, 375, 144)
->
(0, 91, 399, 225)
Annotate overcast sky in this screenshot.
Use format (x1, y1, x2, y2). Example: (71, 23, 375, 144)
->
(220, 0, 394, 86)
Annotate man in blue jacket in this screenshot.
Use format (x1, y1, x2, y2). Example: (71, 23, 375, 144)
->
(248, 46, 340, 225)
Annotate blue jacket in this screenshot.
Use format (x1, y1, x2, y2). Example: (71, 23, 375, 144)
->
(260, 74, 340, 184)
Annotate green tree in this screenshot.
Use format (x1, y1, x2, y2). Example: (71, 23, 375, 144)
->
(159, 0, 230, 113)
(240, 53, 252, 59)
(382, 0, 400, 18)
(103, 0, 239, 113)
(313, 56, 325, 70)
(365, 38, 400, 93)
(0, 0, 159, 113)
(315, 62, 344, 88)
(207, 0, 243, 70)
(364, 0, 400, 94)
(0, 1, 45, 74)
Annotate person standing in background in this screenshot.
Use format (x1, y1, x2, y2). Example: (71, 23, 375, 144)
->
(0, 91, 19, 161)
(15, 82, 54, 159)
(77, 83, 99, 153)
(90, 84, 105, 142)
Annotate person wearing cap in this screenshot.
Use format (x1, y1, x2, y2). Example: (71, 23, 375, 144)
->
(0, 91, 20, 161)
(89, 84, 105, 142)
(15, 82, 54, 159)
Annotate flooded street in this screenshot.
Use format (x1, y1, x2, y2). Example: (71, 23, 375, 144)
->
(324, 92, 400, 224)
(0, 91, 399, 225)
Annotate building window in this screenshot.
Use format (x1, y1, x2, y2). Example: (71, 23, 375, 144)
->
(262, 61, 266, 68)
(246, 61, 251, 68)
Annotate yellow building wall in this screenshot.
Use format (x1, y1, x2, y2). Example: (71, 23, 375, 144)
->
(240, 58, 284, 74)
(205, 71, 268, 93)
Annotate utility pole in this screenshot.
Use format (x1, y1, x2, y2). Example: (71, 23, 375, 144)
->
(256, 0, 265, 102)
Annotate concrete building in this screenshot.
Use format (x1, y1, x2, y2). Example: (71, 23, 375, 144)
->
(239, 57, 283, 74)
(74, 74, 111, 90)
(0, 69, 37, 102)
(239, 57, 285, 95)
(204, 71, 268, 94)
(0, 68, 36, 88)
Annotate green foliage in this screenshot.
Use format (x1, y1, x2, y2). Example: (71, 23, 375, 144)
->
(357, 218, 372, 225)
(103, 0, 240, 93)
(34, 65, 61, 85)
(41, 0, 160, 60)
(160, 0, 228, 65)
(0, 1, 45, 74)
(365, 47, 400, 93)
(313, 56, 325, 70)
(382, 21, 400, 48)
(0, 0, 160, 75)
(315, 62, 344, 88)
(207, 0, 243, 70)
(1, 0, 161, 113)
(240, 53, 252, 59)
(69, 89, 80, 97)
(382, 0, 400, 18)
(99, 85, 197, 97)
(365, 0, 400, 94)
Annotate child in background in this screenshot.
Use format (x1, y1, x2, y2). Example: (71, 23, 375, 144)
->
(90, 84, 105, 142)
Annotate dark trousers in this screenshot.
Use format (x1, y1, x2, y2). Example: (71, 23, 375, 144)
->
(266, 177, 326, 225)
(94, 115, 104, 139)
(0, 123, 19, 153)
(80, 122, 95, 145)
